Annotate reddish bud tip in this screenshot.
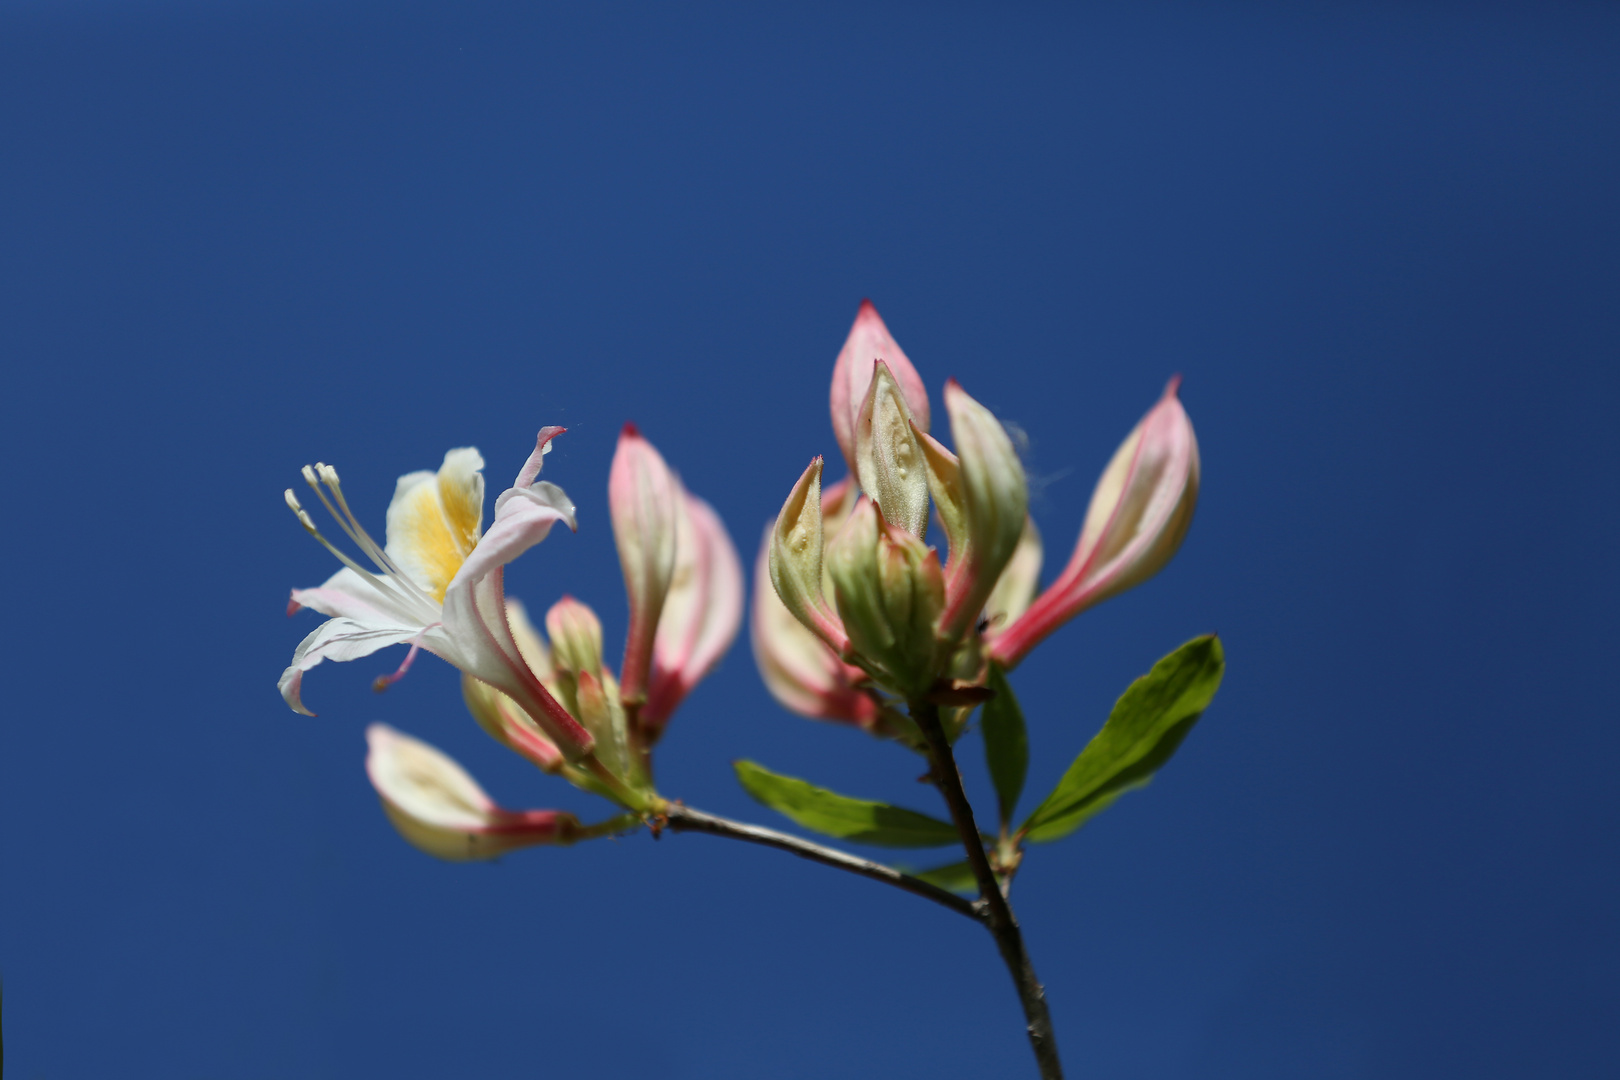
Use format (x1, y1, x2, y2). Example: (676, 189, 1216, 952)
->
(286, 595, 302, 617)
(1164, 375, 1183, 398)
(621, 421, 641, 438)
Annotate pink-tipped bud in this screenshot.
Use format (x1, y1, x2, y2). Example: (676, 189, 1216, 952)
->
(937, 379, 1029, 641)
(641, 489, 744, 736)
(768, 456, 849, 653)
(609, 423, 681, 703)
(829, 300, 930, 478)
(750, 524, 882, 730)
(989, 379, 1200, 668)
(364, 723, 580, 862)
(854, 360, 931, 538)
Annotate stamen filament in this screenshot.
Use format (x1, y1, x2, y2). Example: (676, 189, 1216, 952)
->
(292, 464, 440, 622)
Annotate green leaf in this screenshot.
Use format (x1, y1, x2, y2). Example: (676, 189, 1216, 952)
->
(908, 860, 978, 895)
(981, 663, 1029, 827)
(733, 760, 962, 848)
(1020, 635, 1224, 843)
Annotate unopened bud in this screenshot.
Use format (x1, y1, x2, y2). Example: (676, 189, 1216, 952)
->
(826, 498, 945, 698)
(938, 379, 1029, 640)
(574, 668, 635, 782)
(546, 595, 604, 681)
(364, 723, 580, 862)
(609, 423, 680, 703)
(750, 526, 882, 730)
(854, 360, 930, 538)
(829, 300, 930, 477)
(989, 378, 1199, 668)
(642, 490, 744, 737)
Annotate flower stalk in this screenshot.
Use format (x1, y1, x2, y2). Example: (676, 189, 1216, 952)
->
(910, 701, 1063, 1080)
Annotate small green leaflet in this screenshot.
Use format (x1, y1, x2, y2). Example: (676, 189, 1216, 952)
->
(1020, 635, 1225, 843)
(733, 760, 961, 848)
(981, 663, 1029, 827)
(909, 860, 978, 895)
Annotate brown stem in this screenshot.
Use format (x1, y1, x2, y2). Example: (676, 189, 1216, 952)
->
(910, 701, 1064, 1080)
(661, 803, 985, 922)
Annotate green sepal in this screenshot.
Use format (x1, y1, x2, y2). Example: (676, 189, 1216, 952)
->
(733, 760, 961, 848)
(980, 663, 1029, 827)
(1020, 635, 1224, 843)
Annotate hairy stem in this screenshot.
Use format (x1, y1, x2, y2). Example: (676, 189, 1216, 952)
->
(661, 803, 984, 922)
(910, 701, 1064, 1080)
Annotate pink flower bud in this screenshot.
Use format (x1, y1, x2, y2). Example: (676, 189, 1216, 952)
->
(751, 519, 882, 731)
(609, 423, 681, 704)
(641, 489, 744, 736)
(829, 300, 930, 478)
(364, 723, 580, 862)
(988, 379, 1199, 669)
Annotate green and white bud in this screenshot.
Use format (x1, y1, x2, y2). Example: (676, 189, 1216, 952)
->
(768, 456, 849, 653)
(854, 361, 931, 538)
(826, 497, 946, 698)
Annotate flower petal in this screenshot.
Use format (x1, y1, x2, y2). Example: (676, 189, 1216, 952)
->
(365, 723, 579, 862)
(289, 567, 424, 628)
(441, 475, 594, 759)
(385, 448, 486, 603)
(279, 616, 426, 716)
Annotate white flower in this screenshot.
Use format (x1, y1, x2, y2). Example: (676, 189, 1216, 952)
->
(280, 428, 595, 760)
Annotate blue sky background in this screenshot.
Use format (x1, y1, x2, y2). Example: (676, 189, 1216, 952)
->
(1, 2, 1617, 1077)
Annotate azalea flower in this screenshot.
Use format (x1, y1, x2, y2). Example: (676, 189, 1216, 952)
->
(280, 428, 595, 761)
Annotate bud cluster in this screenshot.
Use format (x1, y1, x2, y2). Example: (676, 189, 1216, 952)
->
(755, 301, 1200, 733)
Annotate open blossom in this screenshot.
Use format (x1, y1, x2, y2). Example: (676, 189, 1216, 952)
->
(280, 429, 594, 760)
(987, 379, 1199, 669)
(365, 723, 581, 862)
